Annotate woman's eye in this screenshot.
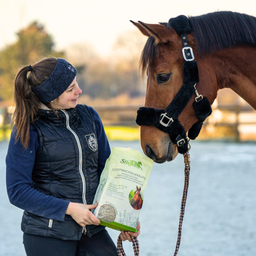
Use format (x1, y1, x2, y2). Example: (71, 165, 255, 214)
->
(66, 87, 74, 92)
(156, 73, 172, 85)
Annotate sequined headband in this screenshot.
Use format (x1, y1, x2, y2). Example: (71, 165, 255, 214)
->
(31, 58, 77, 103)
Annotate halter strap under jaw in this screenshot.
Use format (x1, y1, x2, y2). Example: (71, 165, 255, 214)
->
(136, 15, 212, 154)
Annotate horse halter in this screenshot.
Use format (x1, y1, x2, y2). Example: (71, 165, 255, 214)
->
(136, 15, 212, 154)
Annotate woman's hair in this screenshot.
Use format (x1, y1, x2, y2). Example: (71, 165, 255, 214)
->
(12, 57, 58, 149)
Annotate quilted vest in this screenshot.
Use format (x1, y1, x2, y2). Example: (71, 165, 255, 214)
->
(21, 105, 105, 240)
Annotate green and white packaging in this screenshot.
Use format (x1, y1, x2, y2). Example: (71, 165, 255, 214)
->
(93, 147, 153, 232)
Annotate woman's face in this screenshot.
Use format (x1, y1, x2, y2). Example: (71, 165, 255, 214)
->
(50, 77, 82, 109)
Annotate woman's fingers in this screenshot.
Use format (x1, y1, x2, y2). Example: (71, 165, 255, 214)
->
(131, 221, 141, 237)
(87, 203, 100, 225)
(120, 221, 141, 242)
(120, 230, 132, 242)
(88, 211, 101, 225)
(66, 202, 100, 226)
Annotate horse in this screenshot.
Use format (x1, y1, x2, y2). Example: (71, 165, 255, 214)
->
(131, 11, 256, 163)
(130, 186, 143, 210)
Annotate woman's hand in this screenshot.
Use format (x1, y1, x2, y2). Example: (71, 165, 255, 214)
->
(66, 202, 100, 227)
(119, 221, 141, 242)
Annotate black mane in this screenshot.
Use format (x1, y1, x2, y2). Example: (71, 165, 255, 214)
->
(141, 11, 256, 74)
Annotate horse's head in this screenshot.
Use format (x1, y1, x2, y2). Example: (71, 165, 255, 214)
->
(131, 186, 143, 210)
(132, 186, 142, 201)
(135, 186, 141, 195)
(131, 19, 216, 163)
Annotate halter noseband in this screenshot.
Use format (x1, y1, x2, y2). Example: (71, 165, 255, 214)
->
(136, 15, 212, 154)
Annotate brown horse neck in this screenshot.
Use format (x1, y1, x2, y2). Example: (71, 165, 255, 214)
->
(210, 47, 256, 110)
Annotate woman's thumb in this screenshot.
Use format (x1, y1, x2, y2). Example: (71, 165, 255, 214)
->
(86, 203, 98, 210)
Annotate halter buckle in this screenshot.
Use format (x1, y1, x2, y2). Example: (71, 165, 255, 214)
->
(177, 138, 186, 147)
(159, 113, 174, 127)
(182, 47, 194, 61)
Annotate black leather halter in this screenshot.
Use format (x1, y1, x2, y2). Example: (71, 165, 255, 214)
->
(136, 15, 212, 154)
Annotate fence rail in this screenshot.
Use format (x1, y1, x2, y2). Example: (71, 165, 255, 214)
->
(94, 103, 256, 141)
(1, 104, 255, 141)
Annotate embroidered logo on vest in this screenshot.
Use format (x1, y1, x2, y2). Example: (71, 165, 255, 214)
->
(85, 133, 98, 152)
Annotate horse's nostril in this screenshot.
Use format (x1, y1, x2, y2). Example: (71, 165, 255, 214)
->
(145, 143, 171, 163)
(145, 145, 156, 161)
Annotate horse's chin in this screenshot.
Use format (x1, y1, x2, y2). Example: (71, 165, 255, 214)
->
(166, 142, 179, 162)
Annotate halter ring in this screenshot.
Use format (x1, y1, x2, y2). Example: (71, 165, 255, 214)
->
(194, 84, 203, 102)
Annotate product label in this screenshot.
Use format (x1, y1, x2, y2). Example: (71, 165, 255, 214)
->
(93, 147, 153, 231)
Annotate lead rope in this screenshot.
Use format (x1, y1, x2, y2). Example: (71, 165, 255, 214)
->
(116, 151, 190, 256)
(117, 235, 139, 256)
(173, 151, 190, 256)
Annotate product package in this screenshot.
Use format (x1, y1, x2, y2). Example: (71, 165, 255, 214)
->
(93, 147, 154, 232)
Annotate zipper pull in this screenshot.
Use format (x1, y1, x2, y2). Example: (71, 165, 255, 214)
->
(48, 219, 53, 228)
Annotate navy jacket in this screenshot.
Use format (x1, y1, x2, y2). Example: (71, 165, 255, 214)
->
(6, 105, 110, 240)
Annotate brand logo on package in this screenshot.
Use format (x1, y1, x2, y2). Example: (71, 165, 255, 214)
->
(120, 159, 142, 169)
(85, 133, 98, 152)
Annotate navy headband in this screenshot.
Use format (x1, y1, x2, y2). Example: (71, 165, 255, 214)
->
(31, 58, 77, 103)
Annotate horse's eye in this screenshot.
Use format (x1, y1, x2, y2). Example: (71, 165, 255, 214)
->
(156, 73, 172, 85)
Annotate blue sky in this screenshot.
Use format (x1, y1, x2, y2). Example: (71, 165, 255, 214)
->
(0, 0, 256, 56)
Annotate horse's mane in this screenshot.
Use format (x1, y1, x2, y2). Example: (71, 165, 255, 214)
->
(141, 11, 256, 74)
(190, 11, 256, 56)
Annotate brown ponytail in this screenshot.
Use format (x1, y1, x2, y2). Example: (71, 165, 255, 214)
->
(12, 57, 58, 149)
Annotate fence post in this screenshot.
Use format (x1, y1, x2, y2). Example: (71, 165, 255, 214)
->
(234, 104, 240, 142)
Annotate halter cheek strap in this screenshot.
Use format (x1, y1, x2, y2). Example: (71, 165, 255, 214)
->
(136, 15, 212, 154)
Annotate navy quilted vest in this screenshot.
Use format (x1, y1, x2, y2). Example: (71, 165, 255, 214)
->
(21, 105, 105, 240)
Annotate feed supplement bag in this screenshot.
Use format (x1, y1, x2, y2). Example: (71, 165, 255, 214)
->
(93, 147, 153, 232)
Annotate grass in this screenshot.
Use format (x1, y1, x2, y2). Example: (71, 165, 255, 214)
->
(0, 126, 140, 142)
(104, 126, 140, 141)
(2, 125, 255, 142)
(0, 127, 11, 141)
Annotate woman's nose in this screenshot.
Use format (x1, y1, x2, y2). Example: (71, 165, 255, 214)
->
(76, 84, 82, 94)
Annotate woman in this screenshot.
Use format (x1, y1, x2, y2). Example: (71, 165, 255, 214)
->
(6, 57, 140, 256)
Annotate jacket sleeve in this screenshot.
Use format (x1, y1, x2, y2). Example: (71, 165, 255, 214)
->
(6, 126, 70, 221)
(88, 107, 111, 175)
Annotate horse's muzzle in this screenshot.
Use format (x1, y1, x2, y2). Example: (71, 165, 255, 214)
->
(145, 142, 178, 163)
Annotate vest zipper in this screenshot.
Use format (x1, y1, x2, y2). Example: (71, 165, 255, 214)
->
(61, 110, 87, 235)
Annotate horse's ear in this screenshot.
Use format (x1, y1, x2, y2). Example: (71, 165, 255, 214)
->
(130, 20, 150, 37)
(131, 20, 170, 44)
